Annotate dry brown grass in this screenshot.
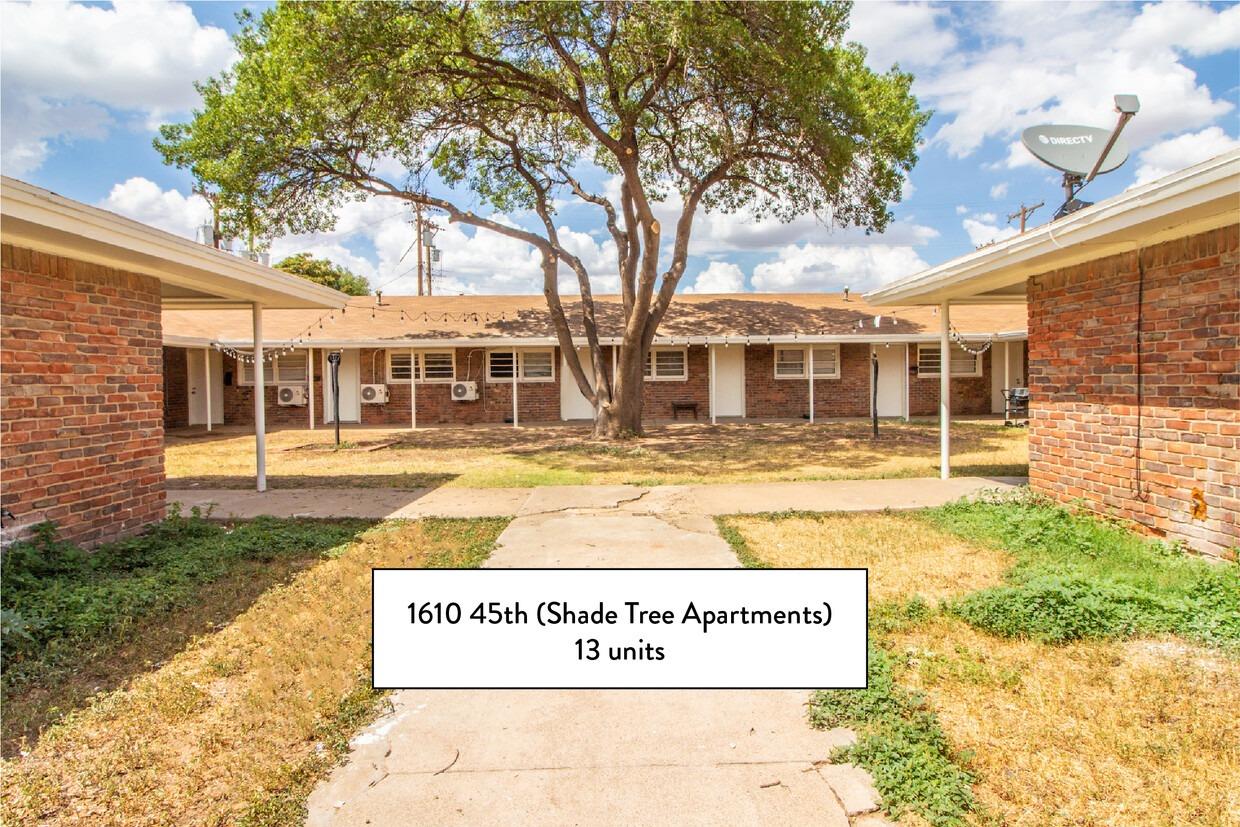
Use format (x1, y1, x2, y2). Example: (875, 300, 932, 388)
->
(722, 513, 1011, 602)
(893, 619, 1240, 827)
(730, 514, 1240, 827)
(166, 420, 1028, 489)
(0, 519, 507, 827)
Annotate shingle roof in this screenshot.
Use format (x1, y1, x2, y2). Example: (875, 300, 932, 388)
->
(163, 292, 1026, 346)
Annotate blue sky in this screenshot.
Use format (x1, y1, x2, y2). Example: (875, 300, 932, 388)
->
(2, 1, 1237, 296)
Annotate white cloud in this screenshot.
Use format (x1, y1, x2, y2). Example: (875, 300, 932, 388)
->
(955, 205, 969, 215)
(961, 216, 1018, 248)
(751, 244, 929, 293)
(990, 182, 1009, 199)
(0, 1, 236, 175)
(684, 261, 746, 294)
(904, 2, 1237, 163)
(1131, 126, 1240, 186)
(101, 177, 211, 237)
(848, 2, 957, 70)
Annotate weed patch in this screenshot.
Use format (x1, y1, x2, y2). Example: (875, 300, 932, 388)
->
(925, 490, 1240, 650)
(809, 647, 977, 826)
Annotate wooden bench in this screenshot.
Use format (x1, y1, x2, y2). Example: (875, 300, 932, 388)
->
(671, 402, 699, 421)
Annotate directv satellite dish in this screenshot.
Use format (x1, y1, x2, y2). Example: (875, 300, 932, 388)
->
(1021, 125, 1129, 176)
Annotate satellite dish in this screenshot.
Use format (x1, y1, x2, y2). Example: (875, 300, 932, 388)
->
(1021, 125, 1129, 176)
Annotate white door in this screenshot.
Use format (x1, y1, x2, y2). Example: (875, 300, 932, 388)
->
(873, 344, 906, 418)
(560, 347, 596, 420)
(991, 341, 1026, 413)
(322, 349, 361, 423)
(712, 345, 745, 418)
(188, 349, 224, 425)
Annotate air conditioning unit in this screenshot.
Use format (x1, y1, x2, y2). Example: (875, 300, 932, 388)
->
(360, 384, 389, 404)
(277, 385, 307, 406)
(451, 381, 478, 402)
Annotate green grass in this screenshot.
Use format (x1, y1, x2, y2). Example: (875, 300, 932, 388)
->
(809, 646, 980, 827)
(1, 509, 373, 753)
(921, 490, 1240, 650)
(713, 517, 770, 569)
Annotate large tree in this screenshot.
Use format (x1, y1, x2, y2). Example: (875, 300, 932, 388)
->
(158, 1, 926, 437)
(275, 252, 371, 295)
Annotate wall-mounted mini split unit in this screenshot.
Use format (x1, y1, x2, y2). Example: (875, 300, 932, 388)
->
(451, 381, 478, 402)
(277, 385, 307, 406)
(361, 384, 389, 404)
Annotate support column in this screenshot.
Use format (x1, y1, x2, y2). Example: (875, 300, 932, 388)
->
(308, 347, 315, 430)
(807, 346, 815, 424)
(709, 345, 717, 425)
(903, 343, 910, 422)
(410, 347, 418, 430)
(253, 303, 267, 492)
(940, 301, 951, 480)
(203, 348, 212, 432)
(1003, 340, 1010, 392)
(511, 349, 519, 428)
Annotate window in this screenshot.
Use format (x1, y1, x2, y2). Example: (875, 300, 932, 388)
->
(275, 351, 308, 383)
(917, 344, 982, 377)
(487, 351, 515, 381)
(812, 345, 840, 379)
(643, 347, 688, 381)
(388, 350, 455, 383)
(774, 348, 806, 379)
(488, 349, 555, 382)
(238, 350, 305, 385)
(388, 351, 414, 382)
(521, 350, 554, 380)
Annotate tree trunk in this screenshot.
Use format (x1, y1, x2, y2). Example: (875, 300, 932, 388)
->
(591, 341, 646, 438)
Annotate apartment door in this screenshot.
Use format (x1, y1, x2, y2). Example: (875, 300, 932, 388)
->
(873, 344, 906, 418)
(712, 345, 745, 418)
(188, 348, 224, 426)
(322, 349, 361, 423)
(560, 347, 596, 420)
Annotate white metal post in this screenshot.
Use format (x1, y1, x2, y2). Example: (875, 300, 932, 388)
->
(709, 345, 717, 425)
(940, 301, 951, 480)
(253, 303, 267, 492)
(1003, 340, 1010, 393)
(410, 347, 417, 430)
(308, 347, 315, 430)
(903, 343, 910, 421)
(511, 349, 519, 428)
(203, 348, 212, 432)
(807, 346, 815, 424)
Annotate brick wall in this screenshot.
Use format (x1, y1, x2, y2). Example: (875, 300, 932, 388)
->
(1027, 224, 1239, 559)
(642, 346, 710, 420)
(1, 244, 166, 547)
(743, 344, 875, 419)
(908, 344, 994, 417)
(163, 346, 188, 428)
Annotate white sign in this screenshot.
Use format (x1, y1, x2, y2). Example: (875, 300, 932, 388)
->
(372, 569, 868, 689)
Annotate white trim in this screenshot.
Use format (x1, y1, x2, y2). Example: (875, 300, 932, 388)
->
(386, 349, 456, 384)
(915, 343, 983, 378)
(810, 344, 842, 379)
(643, 346, 689, 382)
(485, 347, 556, 383)
(773, 346, 807, 379)
(866, 149, 1240, 305)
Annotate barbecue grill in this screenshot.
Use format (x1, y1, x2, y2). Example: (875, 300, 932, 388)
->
(1003, 387, 1029, 427)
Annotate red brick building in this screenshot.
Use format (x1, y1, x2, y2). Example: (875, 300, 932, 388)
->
(161, 294, 1026, 429)
(1, 178, 345, 546)
(868, 150, 1239, 559)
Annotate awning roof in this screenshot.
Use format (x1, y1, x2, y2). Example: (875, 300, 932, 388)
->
(163, 292, 1027, 348)
(1, 176, 347, 310)
(866, 148, 1240, 306)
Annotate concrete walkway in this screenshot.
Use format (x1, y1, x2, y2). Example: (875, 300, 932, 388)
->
(169, 475, 1025, 521)
(305, 493, 896, 826)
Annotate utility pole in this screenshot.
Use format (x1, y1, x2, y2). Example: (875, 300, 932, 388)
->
(1007, 201, 1044, 234)
(414, 202, 425, 296)
(423, 219, 440, 296)
(193, 186, 222, 249)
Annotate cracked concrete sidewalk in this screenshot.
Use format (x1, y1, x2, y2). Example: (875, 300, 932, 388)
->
(169, 475, 1025, 522)
(301, 485, 916, 826)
